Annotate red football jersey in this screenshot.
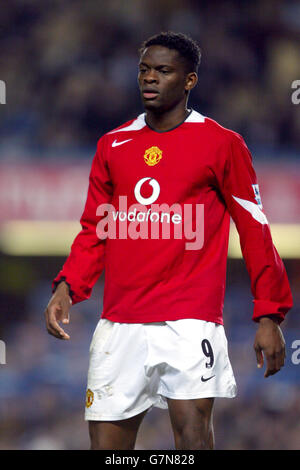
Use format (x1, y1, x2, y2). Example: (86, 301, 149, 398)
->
(52, 110, 293, 324)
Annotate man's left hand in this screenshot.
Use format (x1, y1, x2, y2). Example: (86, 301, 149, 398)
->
(254, 317, 286, 378)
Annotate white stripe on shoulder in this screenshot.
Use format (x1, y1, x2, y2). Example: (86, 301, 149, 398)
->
(232, 196, 268, 225)
(107, 114, 146, 134)
(185, 110, 206, 123)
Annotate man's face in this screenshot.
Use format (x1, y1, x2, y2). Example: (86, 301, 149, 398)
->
(138, 45, 192, 112)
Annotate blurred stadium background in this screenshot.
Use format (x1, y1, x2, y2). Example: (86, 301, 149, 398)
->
(0, 0, 300, 450)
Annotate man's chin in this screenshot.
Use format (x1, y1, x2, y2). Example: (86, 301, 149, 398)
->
(142, 100, 163, 112)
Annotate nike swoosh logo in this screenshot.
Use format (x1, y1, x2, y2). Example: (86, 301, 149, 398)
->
(112, 139, 132, 147)
(201, 375, 216, 382)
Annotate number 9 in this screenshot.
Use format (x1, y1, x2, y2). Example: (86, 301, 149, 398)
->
(201, 339, 214, 368)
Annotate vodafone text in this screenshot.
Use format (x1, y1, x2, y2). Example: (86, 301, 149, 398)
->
(96, 197, 204, 250)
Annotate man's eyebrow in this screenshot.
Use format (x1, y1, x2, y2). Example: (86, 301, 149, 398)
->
(138, 62, 173, 69)
(156, 64, 173, 69)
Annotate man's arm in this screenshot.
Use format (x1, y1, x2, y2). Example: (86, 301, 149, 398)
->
(44, 137, 113, 339)
(215, 132, 293, 376)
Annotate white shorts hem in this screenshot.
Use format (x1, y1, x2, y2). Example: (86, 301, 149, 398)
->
(84, 399, 157, 422)
(158, 389, 237, 400)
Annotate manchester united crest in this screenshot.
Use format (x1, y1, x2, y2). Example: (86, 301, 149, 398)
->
(144, 146, 162, 166)
(85, 389, 94, 408)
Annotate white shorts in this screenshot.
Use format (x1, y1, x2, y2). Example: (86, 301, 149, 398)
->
(85, 318, 237, 421)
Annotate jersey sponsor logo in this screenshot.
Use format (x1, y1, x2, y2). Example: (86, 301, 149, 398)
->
(144, 146, 162, 166)
(85, 388, 94, 408)
(134, 177, 160, 205)
(112, 139, 132, 147)
(201, 374, 216, 382)
(252, 184, 263, 209)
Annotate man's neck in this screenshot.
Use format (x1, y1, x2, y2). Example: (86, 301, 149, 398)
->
(145, 102, 190, 132)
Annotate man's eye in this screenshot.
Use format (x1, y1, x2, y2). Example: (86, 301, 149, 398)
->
(161, 70, 170, 74)
(139, 69, 147, 73)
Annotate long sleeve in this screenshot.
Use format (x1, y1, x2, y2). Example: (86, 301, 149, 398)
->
(216, 132, 293, 323)
(52, 137, 113, 304)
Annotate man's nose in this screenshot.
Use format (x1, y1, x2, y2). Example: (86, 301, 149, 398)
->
(144, 69, 158, 83)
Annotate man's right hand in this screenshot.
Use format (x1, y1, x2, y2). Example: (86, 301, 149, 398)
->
(44, 281, 72, 340)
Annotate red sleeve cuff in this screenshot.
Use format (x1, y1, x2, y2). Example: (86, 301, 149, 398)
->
(52, 274, 92, 305)
(252, 299, 292, 324)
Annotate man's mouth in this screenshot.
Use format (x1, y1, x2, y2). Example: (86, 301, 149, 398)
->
(142, 90, 159, 100)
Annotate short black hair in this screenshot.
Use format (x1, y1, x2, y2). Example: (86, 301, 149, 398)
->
(139, 31, 201, 73)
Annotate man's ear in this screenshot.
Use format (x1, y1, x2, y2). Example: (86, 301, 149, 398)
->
(185, 72, 198, 92)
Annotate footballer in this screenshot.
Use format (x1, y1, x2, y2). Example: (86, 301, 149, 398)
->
(44, 32, 293, 450)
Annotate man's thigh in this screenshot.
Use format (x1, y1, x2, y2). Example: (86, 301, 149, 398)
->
(167, 397, 215, 450)
(89, 408, 149, 450)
